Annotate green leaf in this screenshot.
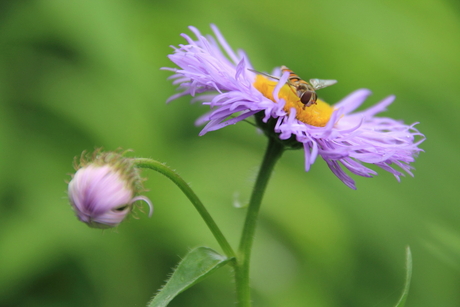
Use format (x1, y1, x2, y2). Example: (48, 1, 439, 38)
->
(394, 246, 413, 307)
(148, 247, 233, 307)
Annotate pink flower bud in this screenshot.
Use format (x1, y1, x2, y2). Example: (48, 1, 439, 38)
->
(68, 151, 152, 229)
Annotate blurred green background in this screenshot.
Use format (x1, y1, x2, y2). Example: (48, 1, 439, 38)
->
(0, 0, 458, 306)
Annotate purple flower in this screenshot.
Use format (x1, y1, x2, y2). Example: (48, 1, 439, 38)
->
(163, 25, 425, 189)
(68, 150, 153, 228)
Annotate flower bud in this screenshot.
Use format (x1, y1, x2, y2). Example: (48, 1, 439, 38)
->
(68, 150, 152, 229)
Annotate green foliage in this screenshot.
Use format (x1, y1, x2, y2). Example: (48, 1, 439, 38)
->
(148, 247, 232, 307)
(0, 0, 458, 306)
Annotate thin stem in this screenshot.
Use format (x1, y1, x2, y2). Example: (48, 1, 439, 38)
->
(234, 138, 285, 306)
(134, 158, 235, 259)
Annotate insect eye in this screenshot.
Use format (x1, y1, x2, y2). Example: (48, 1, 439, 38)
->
(300, 91, 313, 106)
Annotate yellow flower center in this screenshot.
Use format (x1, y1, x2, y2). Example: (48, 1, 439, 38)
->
(253, 74, 333, 127)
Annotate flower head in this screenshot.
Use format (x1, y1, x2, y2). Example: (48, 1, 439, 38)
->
(68, 150, 153, 228)
(163, 25, 425, 189)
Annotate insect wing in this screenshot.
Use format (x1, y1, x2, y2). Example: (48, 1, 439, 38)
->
(309, 78, 337, 90)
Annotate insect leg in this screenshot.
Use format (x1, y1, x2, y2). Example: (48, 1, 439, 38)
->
(247, 68, 280, 80)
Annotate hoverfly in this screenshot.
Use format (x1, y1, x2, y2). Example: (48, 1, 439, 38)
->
(248, 65, 337, 108)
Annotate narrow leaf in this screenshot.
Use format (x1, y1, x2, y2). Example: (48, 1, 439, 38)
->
(148, 247, 232, 307)
(394, 246, 413, 307)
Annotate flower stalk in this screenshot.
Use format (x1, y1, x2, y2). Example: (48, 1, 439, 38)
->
(134, 158, 236, 259)
(234, 138, 285, 306)
(135, 143, 284, 307)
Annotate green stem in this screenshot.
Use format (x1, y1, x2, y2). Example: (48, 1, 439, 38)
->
(234, 138, 285, 306)
(134, 158, 235, 259)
